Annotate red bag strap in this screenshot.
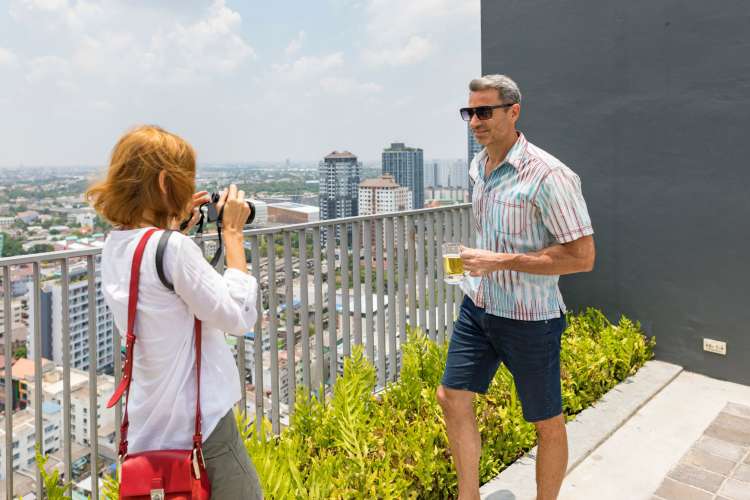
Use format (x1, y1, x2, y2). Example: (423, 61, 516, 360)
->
(107, 228, 204, 458)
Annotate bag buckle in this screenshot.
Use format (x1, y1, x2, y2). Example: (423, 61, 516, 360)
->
(150, 478, 165, 500)
(192, 448, 201, 479)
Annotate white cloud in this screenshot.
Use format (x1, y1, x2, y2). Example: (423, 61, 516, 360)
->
(271, 52, 344, 82)
(90, 99, 114, 112)
(26, 55, 74, 90)
(362, 35, 432, 67)
(319, 76, 382, 95)
(0, 47, 18, 66)
(10, 0, 255, 84)
(360, 0, 478, 67)
(149, 0, 255, 79)
(285, 30, 306, 56)
(10, 0, 105, 32)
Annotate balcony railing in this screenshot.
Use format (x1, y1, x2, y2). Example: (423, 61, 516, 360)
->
(0, 203, 473, 499)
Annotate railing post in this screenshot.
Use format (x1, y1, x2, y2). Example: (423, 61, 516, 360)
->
(351, 221, 362, 347)
(250, 235, 264, 434)
(3, 265, 15, 499)
(267, 235, 280, 434)
(417, 216, 427, 334)
(374, 220, 386, 388)
(436, 212, 446, 344)
(396, 216, 407, 361)
(340, 224, 351, 359)
(312, 229, 324, 397)
(363, 221, 374, 364)
(86, 255, 99, 500)
(326, 226, 337, 387)
(298, 230, 311, 398)
(61, 259, 74, 485)
(32, 262, 43, 498)
(385, 217, 397, 382)
(283, 232, 296, 415)
(407, 217, 417, 336)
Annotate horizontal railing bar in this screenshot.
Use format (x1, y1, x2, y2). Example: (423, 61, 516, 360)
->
(0, 205, 472, 267)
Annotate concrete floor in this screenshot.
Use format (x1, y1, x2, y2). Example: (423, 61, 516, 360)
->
(559, 371, 750, 500)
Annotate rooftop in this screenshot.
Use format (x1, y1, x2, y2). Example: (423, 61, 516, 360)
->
(268, 202, 319, 214)
(359, 174, 402, 189)
(384, 142, 422, 152)
(0, 357, 55, 381)
(324, 151, 357, 160)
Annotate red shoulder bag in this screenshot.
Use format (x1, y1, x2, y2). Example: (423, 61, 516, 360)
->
(106, 228, 211, 499)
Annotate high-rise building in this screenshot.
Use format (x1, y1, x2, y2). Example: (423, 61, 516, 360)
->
(358, 174, 413, 216)
(0, 299, 23, 334)
(382, 142, 424, 209)
(468, 125, 483, 196)
(267, 202, 319, 224)
(425, 160, 469, 190)
(0, 405, 61, 479)
(28, 261, 116, 374)
(319, 151, 361, 221)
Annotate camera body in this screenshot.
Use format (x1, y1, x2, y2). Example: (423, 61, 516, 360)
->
(203, 192, 256, 226)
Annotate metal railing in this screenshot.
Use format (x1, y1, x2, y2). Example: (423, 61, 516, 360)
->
(0, 203, 472, 499)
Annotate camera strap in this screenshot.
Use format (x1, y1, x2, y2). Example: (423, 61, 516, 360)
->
(208, 219, 224, 268)
(179, 203, 225, 270)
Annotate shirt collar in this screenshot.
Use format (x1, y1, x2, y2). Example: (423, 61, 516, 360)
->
(504, 132, 528, 171)
(469, 132, 528, 183)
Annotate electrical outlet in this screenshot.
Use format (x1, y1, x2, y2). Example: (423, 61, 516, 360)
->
(703, 338, 727, 356)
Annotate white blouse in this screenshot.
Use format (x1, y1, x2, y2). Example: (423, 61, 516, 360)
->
(101, 228, 258, 453)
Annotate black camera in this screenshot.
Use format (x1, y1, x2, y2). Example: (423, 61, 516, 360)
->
(180, 191, 257, 268)
(181, 191, 256, 232)
(202, 192, 256, 226)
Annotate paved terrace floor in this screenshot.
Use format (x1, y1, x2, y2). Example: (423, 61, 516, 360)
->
(560, 371, 750, 500)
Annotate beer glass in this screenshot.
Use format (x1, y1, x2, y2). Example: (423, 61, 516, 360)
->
(442, 242, 464, 284)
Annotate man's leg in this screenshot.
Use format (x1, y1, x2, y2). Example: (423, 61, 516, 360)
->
(484, 312, 568, 500)
(534, 414, 568, 500)
(437, 385, 481, 500)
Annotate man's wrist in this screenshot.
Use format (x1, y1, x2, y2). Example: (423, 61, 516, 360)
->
(497, 252, 520, 272)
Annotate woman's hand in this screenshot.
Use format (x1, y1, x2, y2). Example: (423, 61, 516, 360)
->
(180, 191, 210, 234)
(222, 184, 251, 273)
(222, 184, 251, 236)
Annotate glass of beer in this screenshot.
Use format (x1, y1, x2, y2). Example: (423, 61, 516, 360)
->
(442, 242, 464, 284)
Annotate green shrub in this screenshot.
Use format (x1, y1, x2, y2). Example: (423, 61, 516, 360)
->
(35, 447, 72, 500)
(243, 309, 654, 499)
(42, 309, 654, 499)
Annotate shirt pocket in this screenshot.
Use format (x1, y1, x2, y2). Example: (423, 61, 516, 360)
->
(492, 198, 530, 235)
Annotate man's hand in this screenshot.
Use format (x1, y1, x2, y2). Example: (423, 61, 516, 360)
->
(460, 246, 513, 276)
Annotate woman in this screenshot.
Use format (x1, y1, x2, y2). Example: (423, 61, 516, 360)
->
(88, 125, 263, 499)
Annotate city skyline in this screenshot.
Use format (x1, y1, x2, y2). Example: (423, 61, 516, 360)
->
(0, 0, 481, 167)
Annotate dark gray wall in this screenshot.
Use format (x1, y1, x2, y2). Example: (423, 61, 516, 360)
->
(481, 0, 750, 384)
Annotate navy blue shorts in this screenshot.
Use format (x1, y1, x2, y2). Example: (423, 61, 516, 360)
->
(441, 296, 566, 422)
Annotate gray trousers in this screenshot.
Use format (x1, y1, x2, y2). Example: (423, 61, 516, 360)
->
(203, 410, 264, 499)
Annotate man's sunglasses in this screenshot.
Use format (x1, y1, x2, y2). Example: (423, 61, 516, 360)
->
(459, 103, 515, 121)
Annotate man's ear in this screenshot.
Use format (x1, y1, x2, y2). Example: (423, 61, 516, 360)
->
(158, 170, 168, 195)
(511, 103, 521, 123)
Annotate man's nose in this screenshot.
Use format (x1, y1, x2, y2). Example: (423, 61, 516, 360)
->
(469, 113, 481, 129)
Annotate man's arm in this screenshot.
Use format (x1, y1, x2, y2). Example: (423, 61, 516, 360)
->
(461, 235, 595, 276)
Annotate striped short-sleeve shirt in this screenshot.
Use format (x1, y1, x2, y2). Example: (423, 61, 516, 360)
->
(461, 132, 594, 321)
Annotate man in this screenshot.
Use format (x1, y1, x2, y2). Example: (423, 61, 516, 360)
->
(437, 74, 595, 500)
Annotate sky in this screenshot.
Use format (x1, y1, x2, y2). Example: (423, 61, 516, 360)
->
(0, 0, 480, 167)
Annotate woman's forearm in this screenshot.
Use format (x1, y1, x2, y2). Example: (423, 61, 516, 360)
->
(224, 231, 248, 273)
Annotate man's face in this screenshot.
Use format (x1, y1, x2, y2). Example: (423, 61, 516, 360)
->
(468, 89, 519, 146)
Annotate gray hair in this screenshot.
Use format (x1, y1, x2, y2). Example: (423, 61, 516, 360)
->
(469, 74, 522, 104)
